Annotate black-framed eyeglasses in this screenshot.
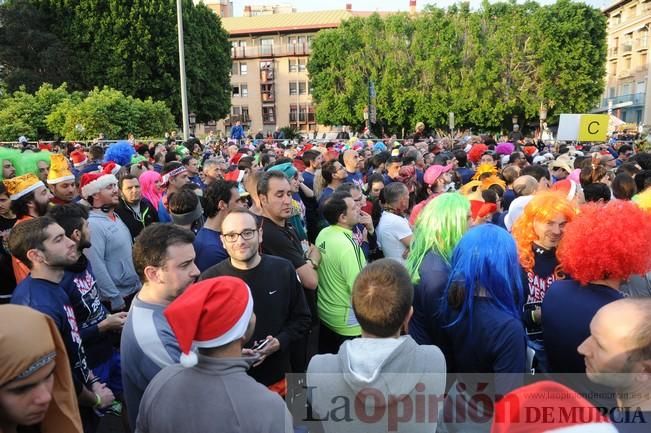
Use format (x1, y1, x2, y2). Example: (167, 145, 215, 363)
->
(223, 229, 258, 243)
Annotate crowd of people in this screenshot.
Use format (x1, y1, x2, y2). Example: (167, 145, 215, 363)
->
(0, 129, 650, 433)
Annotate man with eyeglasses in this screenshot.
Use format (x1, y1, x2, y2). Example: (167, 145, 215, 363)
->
(200, 209, 311, 394)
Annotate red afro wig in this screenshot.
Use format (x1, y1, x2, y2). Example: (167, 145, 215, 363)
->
(557, 201, 651, 285)
(512, 191, 578, 272)
(467, 144, 488, 164)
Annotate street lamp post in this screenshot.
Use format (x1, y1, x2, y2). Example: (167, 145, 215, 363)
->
(176, 0, 190, 141)
(189, 112, 196, 136)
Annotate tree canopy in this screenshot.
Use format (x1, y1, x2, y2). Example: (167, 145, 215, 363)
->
(0, 83, 175, 141)
(0, 0, 231, 122)
(308, 0, 607, 134)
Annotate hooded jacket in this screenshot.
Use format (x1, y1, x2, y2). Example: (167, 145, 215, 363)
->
(306, 335, 446, 433)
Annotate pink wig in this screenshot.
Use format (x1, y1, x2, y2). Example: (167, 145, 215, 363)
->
(139, 170, 163, 211)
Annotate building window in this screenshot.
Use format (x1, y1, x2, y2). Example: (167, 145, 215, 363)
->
(262, 106, 275, 124)
(242, 106, 250, 122)
(289, 59, 298, 73)
(289, 82, 298, 96)
(641, 52, 648, 68)
(308, 81, 313, 95)
(260, 38, 274, 56)
(610, 61, 617, 76)
(232, 85, 240, 97)
(624, 56, 632, 71)
(289, 105, 297, 122)
(261, 84, 274, 101)
(260, 61, 274, 81)
(239, 62, 248, 75)
(298, 58, 307, 72)
(232, 106, 241, 116)
(299, 82, 307, 95)
(232, 63, 238, 76)
(241, 84, 248, 97)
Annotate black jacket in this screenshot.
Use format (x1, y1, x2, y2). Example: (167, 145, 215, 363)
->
(115, 197, 159, 240)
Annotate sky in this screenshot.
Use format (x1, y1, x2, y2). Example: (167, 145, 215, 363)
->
(231, 0, 611, 16)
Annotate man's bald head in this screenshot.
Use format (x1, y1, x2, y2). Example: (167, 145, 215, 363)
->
(513, 175, 538, 197)
(578, 298, 651, 389)
(343, 149, 359, 172)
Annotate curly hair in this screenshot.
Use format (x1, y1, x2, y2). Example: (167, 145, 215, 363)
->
(511, 192, 577, 272)
(467, 144, 488, 164)
(557, 201, 651, 285)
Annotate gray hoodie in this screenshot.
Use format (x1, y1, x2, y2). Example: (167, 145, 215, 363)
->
(86, 210, 141, 310)
(307, 335, 446, 433)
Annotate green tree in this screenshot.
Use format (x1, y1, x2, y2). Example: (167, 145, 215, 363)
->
(308, 1, 606, 134)
(46, 86, 176, 140)
(0, 0, 79, 93)
(7, 0, 231, 122)
(0, 83, 76, 140)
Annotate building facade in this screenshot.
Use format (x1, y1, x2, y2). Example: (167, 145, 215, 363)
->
(596, 0, 651, 124)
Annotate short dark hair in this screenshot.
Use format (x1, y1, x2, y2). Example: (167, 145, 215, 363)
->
(302, 150, 320, 166)
(118, 174, 139, 190)
(260, 152, 275, 167)
(321, 191, 351, 225)
(220, 208, 259, 233)
(168, 187, 199, 215)
(583, 183, 611, 203)
(11, 191, 35, 219)
(635, 170, 651, 193)
(180, 156, 194, 166)
(162, 161, 183, 176)
(453, 150, 468, 167)
(0, 182, 7, 197)
(618, 145, 633, 155)
(386, 156, 402, 166)
(335, 182, 361, 195)
(47, 203, 89, 237)
(257, 170, 287, 197)
(89, 145, 104, 161)
(617, 162, 641, 177)
(320, 160, 339, 185)
(381, 182, 408, 206)
(521, 165, 550, 182)
(631, 152, 651, 170)
(352, 259, 414, 337)
(8, 216, 58, 269)
(204, 180, 237, 219)
(612, 173, 637, 200)
(132, 223, 195, 281)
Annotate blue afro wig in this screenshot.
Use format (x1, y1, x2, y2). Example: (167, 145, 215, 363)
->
(104, 141, 135, 166)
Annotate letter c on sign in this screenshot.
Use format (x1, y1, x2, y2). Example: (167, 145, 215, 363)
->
(588, 121, 600, 135)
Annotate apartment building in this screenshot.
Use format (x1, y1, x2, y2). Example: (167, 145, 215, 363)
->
(596, 0, 651, 124)
(202, 0, 234, 18)
(215, 3, 414, 136)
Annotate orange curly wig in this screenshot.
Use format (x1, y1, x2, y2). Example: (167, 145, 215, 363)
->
(511, 191, 578, 272)
(557, 201, 651, 285)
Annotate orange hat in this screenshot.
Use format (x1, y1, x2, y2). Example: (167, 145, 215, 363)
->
(47, 154, 75, 185)
(3, 173, 45, 201)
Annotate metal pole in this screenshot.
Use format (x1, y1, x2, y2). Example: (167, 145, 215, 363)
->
(177, 0, 190, 141)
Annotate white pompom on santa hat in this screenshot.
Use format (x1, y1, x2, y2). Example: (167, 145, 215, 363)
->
(164, 276, 254, 368)
(79, 164, 118, 199)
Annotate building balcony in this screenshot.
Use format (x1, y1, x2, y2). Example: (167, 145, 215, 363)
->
(224, 114, 251, 126)
(621, 42, 633, 54)
(636, 37, 648, 50)
(608, 47, 619, 58)
(597, 92, 646, 111)
(230, 44, 311, 59)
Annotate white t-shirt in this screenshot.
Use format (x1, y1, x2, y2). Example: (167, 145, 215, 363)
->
(377, 211, 412, 263)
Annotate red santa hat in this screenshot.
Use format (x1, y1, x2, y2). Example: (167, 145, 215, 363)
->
(164, 276, 254, 368)
(102, 161, 121, 176)
(79, 168, 118, 199)
(491, 381, 612, 433)
(551, 179, 579, 201)
(69, 149, 88, 167)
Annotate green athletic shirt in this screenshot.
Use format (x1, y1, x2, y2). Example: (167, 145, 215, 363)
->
(315, 224, 366, 336)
